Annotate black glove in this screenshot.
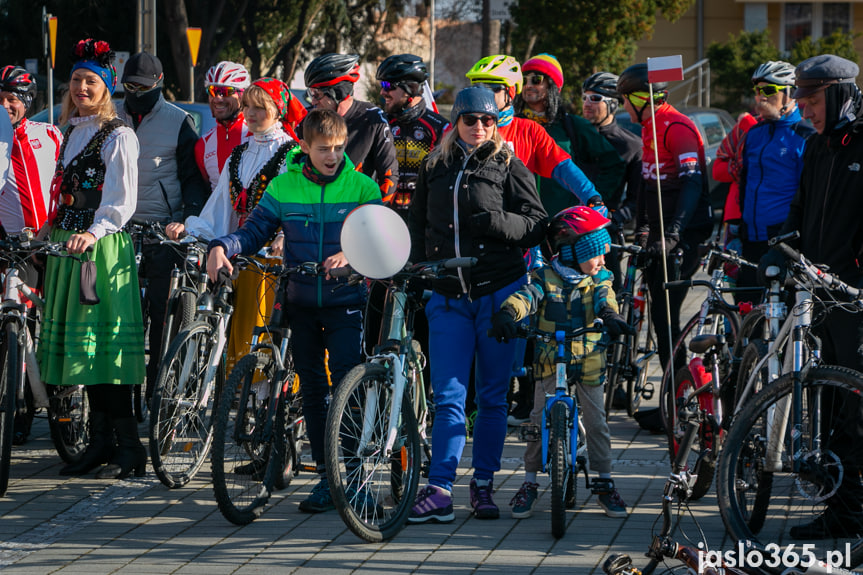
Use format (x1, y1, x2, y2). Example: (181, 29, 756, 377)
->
(757, 248, 787, 287)
(648, 233, 680, 257)
(611, 205, 633, 227)
(598, 307, 635, 338)
(634, 227, 650, 249)
(490, 308, 518, 343)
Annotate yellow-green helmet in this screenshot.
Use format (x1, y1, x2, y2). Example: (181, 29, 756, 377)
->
(466, 55, 523, 94)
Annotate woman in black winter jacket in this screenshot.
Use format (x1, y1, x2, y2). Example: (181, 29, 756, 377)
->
(407, 86, 547, 523)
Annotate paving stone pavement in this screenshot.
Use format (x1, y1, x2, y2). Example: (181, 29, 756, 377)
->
(0, 280, 746, 574)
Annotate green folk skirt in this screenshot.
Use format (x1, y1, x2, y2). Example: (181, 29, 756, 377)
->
(37, 229, 145, 387)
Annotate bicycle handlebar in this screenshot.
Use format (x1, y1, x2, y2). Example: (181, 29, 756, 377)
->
(770, 232, 862, 301)
(507, 320, 605, 343)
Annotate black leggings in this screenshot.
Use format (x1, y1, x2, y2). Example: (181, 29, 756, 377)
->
(86, 384, 133, 418)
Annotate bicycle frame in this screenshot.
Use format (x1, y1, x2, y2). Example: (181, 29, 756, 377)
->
(540, 330, 582, 476)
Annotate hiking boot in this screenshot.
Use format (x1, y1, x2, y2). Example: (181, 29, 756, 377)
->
(594, 479, 627, 518)
(510, 481, 539, 519)
(407, 484, 455, 524)
(298, 477, 334, 513)
(470, 478, 499, 519)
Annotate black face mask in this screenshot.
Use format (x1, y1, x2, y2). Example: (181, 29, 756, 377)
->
(125, 87, 162, 115)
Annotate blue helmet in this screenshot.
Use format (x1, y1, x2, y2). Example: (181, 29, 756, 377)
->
(450, 86, 499, 124)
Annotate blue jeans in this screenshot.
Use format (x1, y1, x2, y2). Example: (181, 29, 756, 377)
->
(426, 280, 520, 491)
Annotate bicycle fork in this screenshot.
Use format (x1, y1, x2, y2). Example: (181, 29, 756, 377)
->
(358, 353, 406, 458)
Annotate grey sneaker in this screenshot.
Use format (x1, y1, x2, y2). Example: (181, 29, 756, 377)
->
(510, 481, 539, 519)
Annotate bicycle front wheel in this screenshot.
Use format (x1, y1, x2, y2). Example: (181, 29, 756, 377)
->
(326, 363, 421, 542)
(667, 366, 717, 501)
(549, 400, 570, 539)
(211, 352, 278, 525)
(627, 288, 656, 417)
(149, 321, 223, 488)
(47, 384, 89, 463)
(0, 321, 21, 496)
(717, 366, 863, 569)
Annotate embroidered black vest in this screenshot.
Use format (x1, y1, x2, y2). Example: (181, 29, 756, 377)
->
(228, 140, 296, 223)
(51, 119, 125, 232)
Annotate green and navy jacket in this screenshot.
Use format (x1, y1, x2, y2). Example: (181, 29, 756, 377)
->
(502, 264, 618, 384)
(213, 146, 382, 308)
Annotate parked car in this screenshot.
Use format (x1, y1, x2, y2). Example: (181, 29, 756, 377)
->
(29, 100, 217, 136)
(615, 106, 735, 218)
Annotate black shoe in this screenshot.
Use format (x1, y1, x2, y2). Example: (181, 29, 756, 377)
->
(611, 386, 627, 410)
(95, 417, 147, 479)
(789, 509, 863, 539)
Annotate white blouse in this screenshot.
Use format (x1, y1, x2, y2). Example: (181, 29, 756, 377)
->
(184, 125, 294, 241)
(62, 115, 139, 239)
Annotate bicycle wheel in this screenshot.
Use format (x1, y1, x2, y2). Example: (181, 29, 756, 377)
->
(549, 400, 569, 539)
(605, 298, 631, 419)
(659, 306, 740, 434)
(211, 352, 278, 525)
(149, 321, 223, 489)
(273, 372, 301, 491)
(733, 340, 770, 410)
(47, 385, 90, 463)
(667, 366, 717, 501)
(326, 363, 421, 542)
(717, 366, 863, 569)
(627, 287, 656, 417)
(162, 290, 196, 354)
(0, 322, 20, 496)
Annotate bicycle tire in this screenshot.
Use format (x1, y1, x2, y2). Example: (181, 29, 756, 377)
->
(733, 340, 770, 411)
(162, 291, 196, 353)
(47, 384, 90, 463)
(149, 321, 223, 489)
(211, 352, 278, 525)
(273, 372, 301, 491)
(659, 306, 740, 438)
(717, 366, 863, 570)
(0, 321, 20, 496)
(605, 298, 631, 420)
(325, 363, 421, 543)
(549, 400, 569, 539)
(668, 366, 717, 501)
(627, 286, 656, 417)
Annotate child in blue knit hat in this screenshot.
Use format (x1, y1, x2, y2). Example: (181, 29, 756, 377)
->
(489, 205, 633, 519)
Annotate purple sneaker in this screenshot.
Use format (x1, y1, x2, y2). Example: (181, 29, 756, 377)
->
(407, 485, 455, 524)
(469, 478, 499, 519)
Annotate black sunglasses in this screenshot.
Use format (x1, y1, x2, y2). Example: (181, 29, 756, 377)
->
(477, 83, 506, 93)
(461, 114, 496, 127)
(525, 73, 545, 86)
(380, 81, 403, 92)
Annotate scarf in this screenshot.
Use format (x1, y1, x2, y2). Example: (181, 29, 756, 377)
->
(551, 256, 588, 285)
(301, 154, 346, 186)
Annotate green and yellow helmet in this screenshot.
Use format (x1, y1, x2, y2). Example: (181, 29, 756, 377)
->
(466, 55, 523, 96)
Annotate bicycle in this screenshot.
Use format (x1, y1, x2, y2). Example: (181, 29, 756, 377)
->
(508, 321, 607, 539)
(323, 258, 473, 542)
(0, 233, 91, 496)
(210, 260, 323, 525)
(605, 238, 656, 418)
(602, 419, 863, 575)
(716, 232, 863, 568)
(147, 237, 227, 489)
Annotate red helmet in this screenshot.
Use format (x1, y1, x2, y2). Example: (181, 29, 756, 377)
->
(548, 206, 611, 252)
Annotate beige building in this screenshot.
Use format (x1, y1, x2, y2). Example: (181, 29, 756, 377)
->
(635, 0, 863, 68)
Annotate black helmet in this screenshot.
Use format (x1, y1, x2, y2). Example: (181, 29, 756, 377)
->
(583, 72, 620, 100)
(376, 54, 428, 84)
(617, 63, 667, 95)
(304, 53, 360, 88)
(0, 66, 37, 111)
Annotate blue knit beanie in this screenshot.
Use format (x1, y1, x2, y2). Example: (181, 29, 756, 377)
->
(572, 228, 611, 264)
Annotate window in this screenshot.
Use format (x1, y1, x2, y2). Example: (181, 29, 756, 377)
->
(783, 3, 852, 52)
(695, 113, 727, 147)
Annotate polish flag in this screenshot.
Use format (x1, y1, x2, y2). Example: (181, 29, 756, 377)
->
(647, 55, 684, 83)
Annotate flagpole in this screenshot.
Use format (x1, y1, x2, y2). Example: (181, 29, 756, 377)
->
(647, 60, 675, 401)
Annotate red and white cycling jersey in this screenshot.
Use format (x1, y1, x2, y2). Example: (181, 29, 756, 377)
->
(194, 114, 251, 191)
(0, 118, 62, 233)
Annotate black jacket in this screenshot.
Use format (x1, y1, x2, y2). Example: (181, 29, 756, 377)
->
(782, 118, 863, 283)
(409, 140, 548, 299)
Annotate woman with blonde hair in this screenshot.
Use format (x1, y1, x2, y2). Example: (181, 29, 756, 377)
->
(39, 38, 146, 479)
(166, 78, 301, 371)
(407, 86, 547, 523)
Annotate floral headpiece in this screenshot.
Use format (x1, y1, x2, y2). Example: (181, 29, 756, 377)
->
(71, 38, 117, 95)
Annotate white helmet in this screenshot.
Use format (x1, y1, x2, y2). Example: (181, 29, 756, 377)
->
(205, 61, 251, 89)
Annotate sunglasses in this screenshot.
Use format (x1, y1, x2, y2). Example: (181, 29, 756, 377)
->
(308, 88, 331, 102)
(461, 114, 496, 127)
(582, 93, 607, 103)
(753, 84, 786, 98)
(524, 73, 546, 86)
(380, 81, 403, 92)
(207, 85, 240, 98)
(123, 82, 159, 94)
(476, 83, 506, 93)
(626, 92, 663, 107)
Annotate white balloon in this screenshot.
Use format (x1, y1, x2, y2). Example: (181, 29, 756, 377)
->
(340, 204, 411, 279)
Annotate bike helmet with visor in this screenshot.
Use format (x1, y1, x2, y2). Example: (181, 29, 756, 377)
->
(466, 55, 523, 98)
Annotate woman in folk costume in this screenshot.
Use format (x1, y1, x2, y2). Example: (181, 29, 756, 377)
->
(166, 78, 305, 371)
(38, 38, 146, 479)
